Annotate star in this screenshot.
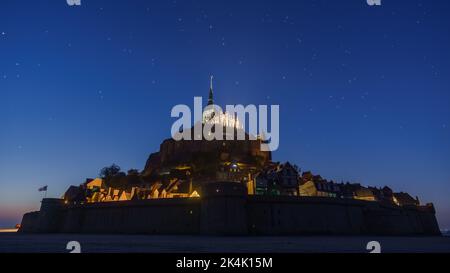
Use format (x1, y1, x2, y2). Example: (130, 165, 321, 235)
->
(1, 31, 5, 36)
(98, 90, 104, 100)
(123, 48, 133, 54)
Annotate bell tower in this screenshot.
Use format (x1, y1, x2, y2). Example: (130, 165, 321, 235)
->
(208, 75, 214, 106)
(203, 75, 216, 123)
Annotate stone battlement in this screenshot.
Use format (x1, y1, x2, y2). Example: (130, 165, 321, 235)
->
(19, 182, 441, 236)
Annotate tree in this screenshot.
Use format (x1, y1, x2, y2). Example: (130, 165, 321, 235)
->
(126, 169, 142, 187)
(100, 164, 121, 179)
(127, 169, 140, 176)
(107, 172, 127, 189)
(100, 164, 121, 188)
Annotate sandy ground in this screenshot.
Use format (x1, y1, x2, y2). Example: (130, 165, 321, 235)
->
(0, 233, 449, 253)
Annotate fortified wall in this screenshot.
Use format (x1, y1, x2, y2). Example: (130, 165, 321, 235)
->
(20, 182, 441, 236)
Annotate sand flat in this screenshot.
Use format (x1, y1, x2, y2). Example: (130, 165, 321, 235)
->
(0, 233, 449, 253)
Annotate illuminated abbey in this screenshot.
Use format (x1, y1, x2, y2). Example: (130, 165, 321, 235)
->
(202, 76, 243, 130)
(60, 77, 428, 209)
(20, 77, 440, 236)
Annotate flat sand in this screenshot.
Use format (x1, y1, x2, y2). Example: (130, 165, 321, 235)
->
(0, 233, 449, 253)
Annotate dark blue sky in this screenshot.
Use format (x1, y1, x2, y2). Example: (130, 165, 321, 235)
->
(1, 0, 449, 229)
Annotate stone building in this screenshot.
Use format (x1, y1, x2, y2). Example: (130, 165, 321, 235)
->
(255, 162, 300, 196)
(393, 192, 420, 206)
(141, 78, 271, 196)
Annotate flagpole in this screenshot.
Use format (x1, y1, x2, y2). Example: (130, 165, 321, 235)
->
(39, 185, 48, 199)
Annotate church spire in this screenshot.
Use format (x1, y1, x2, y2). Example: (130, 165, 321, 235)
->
(208, 75, 214, 105)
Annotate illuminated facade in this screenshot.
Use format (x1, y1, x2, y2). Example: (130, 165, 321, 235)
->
(202, 75, 243, 130)
(60, 78, 424, 210)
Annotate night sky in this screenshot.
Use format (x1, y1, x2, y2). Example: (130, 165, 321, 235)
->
(1, 0, 449, 229)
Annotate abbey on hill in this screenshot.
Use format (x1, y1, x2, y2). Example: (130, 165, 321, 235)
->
(60, 78, 428, 207)
(19, 78, 441, 236)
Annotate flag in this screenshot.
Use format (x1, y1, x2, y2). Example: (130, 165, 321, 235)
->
(38, 185, 48, 192)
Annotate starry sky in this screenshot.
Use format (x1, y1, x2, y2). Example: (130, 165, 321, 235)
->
(1, 0, 449, 229)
